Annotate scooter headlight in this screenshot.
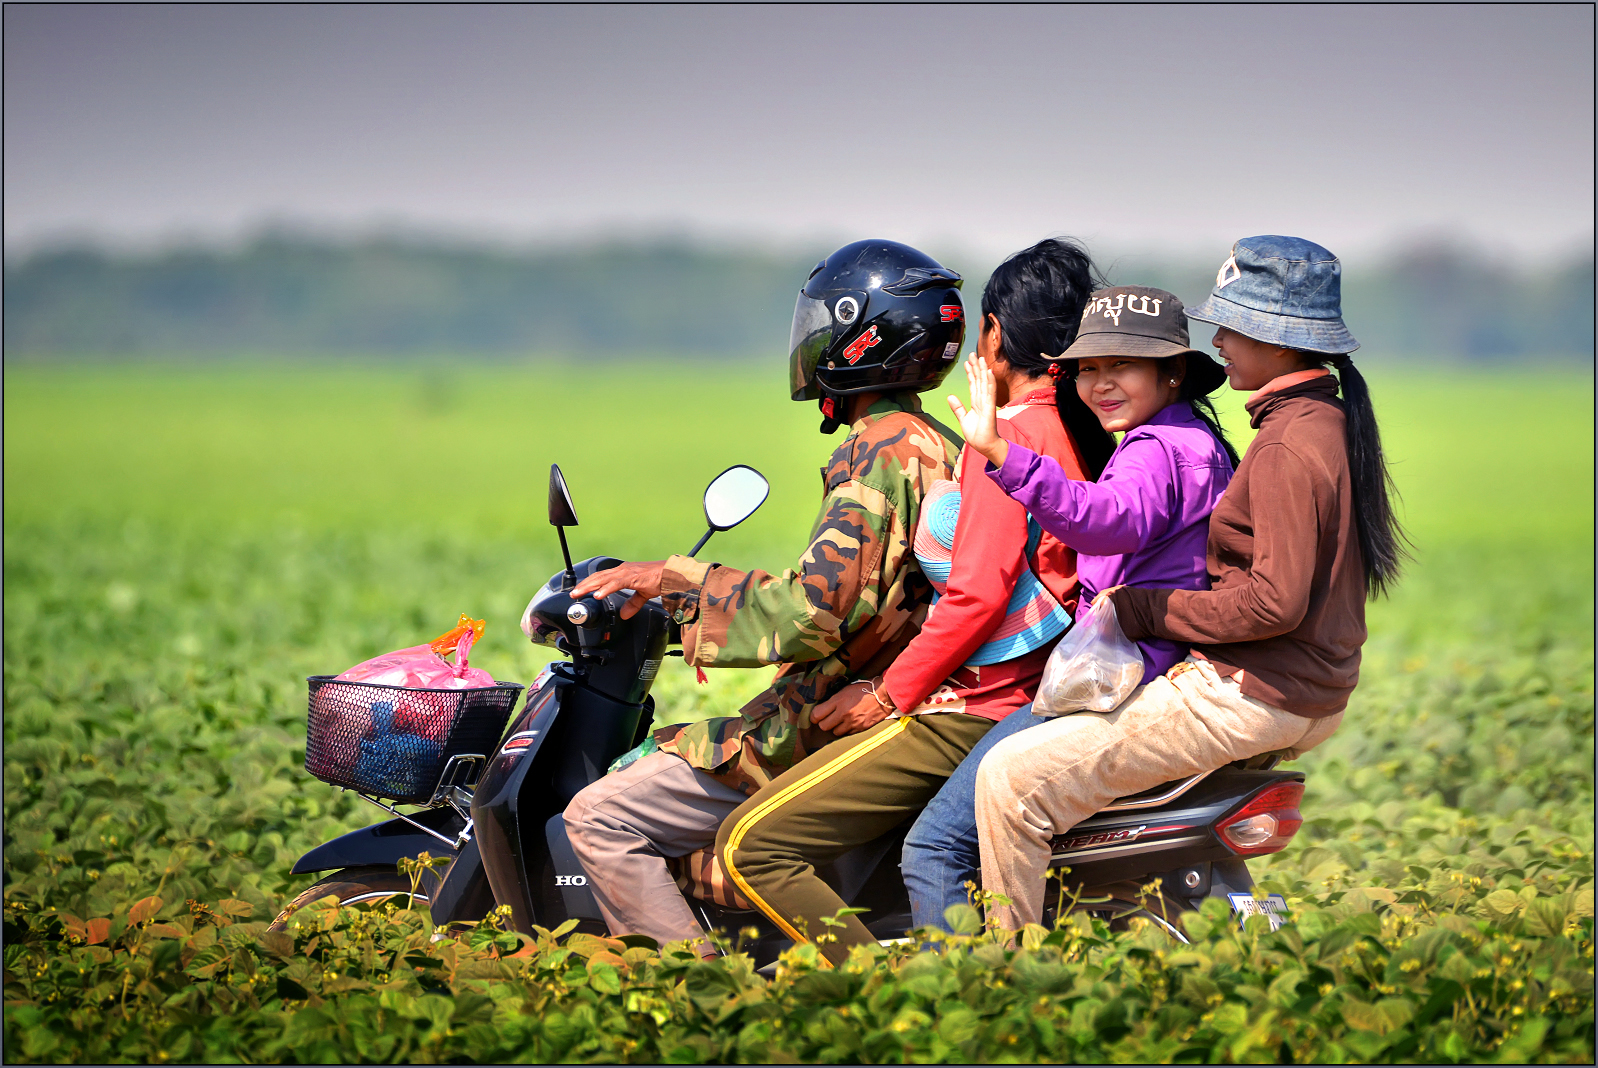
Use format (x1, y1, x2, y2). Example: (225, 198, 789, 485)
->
(521, 579, 567, 648)
(520, 594, 541, 640)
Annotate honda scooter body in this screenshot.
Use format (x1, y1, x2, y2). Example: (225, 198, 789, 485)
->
(284, 466, 1307, 959)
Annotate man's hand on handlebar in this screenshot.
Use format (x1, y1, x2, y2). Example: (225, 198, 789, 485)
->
(571, 561, 667, 620)
(811, 679, 895, 736)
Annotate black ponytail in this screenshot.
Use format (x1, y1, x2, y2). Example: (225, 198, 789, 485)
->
(1152, 356, 1242, 469)
(1325, 357, 1409, 598)
(980, 238, 1116, 478)
(1188, 394, 1242, 470)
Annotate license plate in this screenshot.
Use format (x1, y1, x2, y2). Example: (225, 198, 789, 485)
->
(1227, 892, 1289, 930)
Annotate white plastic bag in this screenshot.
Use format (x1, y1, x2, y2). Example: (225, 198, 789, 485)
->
(1033, 598, 1145, 716)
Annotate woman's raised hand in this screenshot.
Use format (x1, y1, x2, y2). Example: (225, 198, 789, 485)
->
(947, 355, 1008, 468)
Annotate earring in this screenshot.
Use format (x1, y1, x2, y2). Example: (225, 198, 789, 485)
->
(1169, 378, 1179, 385)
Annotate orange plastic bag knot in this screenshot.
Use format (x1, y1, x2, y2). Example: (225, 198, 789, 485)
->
(429, 614, 487, 657)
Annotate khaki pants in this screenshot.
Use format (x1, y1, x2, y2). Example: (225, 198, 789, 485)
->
(563, 752, 749, 950)
(974, 657, 1342, 932)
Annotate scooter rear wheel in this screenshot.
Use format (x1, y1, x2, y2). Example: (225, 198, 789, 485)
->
(269, 867, 429, 932)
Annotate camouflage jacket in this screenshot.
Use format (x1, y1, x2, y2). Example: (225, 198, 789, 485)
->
(654, 394, 961, 794)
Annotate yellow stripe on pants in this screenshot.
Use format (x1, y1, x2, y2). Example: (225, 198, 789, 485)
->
(721, 716, 914, 958)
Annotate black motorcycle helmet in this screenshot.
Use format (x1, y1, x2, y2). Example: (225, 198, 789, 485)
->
(788, 240, 966, 424)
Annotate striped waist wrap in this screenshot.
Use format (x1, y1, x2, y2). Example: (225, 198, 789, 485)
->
(911, 479, 1070, 667)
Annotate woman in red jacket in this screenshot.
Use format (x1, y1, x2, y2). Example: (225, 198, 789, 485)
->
(711, 239, 1111, 964)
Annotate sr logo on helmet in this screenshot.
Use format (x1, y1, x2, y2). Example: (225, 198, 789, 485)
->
(842, 326, 881, 364)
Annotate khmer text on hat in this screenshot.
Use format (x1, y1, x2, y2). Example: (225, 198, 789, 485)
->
(1059, 285, 1227, 395)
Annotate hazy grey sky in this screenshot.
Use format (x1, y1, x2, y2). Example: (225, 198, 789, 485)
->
(5, 4, 1593, 259)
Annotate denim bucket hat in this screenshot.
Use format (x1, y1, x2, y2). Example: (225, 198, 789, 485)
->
(1184, 236, 1359, 355)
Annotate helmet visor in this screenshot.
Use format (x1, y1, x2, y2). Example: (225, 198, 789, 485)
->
(788, 292, 835, 399)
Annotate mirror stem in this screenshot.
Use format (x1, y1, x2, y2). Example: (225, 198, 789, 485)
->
(688, 527, 714, 558)
(557, 526, 577, 587)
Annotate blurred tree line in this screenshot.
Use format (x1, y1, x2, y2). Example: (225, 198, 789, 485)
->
(4, 233, 1591, 360)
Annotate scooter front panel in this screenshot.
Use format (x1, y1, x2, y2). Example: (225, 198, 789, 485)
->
(470, 669, 570, 933)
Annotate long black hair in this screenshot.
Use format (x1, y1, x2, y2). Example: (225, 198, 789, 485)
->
(1314, 355, 1409, 598)
(1156, 357, 1242, 469)
(980, 238, 1116, 478)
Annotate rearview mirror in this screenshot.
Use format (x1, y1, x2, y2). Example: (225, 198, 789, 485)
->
(690, 465, 769, 556)
(704, 465, 770, 531)
(548, 465, 579, 527)
(548, 464, 579, 583)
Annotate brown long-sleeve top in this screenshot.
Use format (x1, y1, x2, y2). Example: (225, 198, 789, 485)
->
(1111, 372, 1365, 717)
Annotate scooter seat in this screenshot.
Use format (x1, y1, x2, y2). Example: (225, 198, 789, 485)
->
(1230, 749, 1290, 771)
(1095, 751, 1292, 814)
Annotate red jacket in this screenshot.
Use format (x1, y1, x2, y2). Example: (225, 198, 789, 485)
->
(883, 389, 1086, 718)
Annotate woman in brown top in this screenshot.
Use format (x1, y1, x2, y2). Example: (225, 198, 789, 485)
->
(972, 236, 1406, 931)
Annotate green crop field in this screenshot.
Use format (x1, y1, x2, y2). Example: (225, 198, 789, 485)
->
(4, 360, 1593, 1062)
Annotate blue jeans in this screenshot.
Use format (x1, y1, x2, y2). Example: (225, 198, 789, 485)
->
(902, 703, 1048, 931)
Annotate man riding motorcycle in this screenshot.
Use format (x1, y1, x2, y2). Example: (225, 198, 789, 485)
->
(562, 240, 965, 952)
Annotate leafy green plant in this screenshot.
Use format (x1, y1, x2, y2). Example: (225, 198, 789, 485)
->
(5, 880, 1591, 1063)
(5, 364, 1592, 1061)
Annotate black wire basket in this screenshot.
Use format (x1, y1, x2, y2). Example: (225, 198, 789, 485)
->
(304, 676, 524, 804)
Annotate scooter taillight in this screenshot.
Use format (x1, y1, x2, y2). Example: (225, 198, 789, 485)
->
(1216, 781, 1304, 856)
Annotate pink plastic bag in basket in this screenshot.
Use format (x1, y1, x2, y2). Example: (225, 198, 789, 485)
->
(335, 614, 495, 690)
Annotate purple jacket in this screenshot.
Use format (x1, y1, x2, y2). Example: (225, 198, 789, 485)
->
(989, 402, 1234, 681)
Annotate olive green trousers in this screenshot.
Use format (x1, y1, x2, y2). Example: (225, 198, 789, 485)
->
(715, 712, 993, 965)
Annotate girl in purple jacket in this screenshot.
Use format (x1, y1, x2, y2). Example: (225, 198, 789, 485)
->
(902, 284, 1237, 932)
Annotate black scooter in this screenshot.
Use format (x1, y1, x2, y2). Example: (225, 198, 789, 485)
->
(277, 465, 1305, 956)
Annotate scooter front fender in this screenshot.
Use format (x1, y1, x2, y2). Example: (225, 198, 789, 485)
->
(290, 806, 464, 875)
